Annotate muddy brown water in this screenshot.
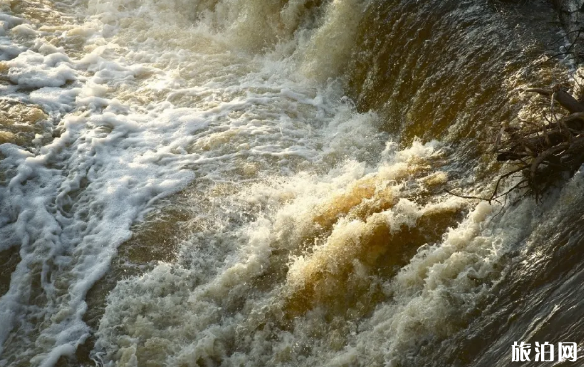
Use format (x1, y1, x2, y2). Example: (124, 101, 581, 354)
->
(2, 0, 584, 366)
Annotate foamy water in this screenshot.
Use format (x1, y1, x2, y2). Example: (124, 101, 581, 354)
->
(0, 0, 580, 366)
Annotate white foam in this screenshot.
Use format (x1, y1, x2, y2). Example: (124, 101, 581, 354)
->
(0, 43, 25, 61)
(0, 2, 385, 364)
(30, 87, 80, 112)
(0, 13, 24, 30)
(11, 23, 37, 38)
(86, 135, 466, 366)
(0, 0, 560, 366)
(6, 50, 77, 88)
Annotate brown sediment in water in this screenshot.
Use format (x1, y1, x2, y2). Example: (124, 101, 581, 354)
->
(1, 0, 92, 64)
(302, 163, 439, 245)
(2, 0, 76, 28)
(282, 202, 464, 320)
(83, 204, 192, 324)
(234, 160, 459, 330)
(75, 186, 218, 366)
(0, 99, 47, 146)
(248, 165, 431, 295)
(312, 176, 395, 229)
(1, 0, 580, 366)
(72, 208, 189, 366)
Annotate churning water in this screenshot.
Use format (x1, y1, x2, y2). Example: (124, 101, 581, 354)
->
(1, 0, 583, 366)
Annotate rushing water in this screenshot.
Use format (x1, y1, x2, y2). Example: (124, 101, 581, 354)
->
(1, 0, 583, 366)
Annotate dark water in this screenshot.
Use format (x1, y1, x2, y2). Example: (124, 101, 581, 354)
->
(346, 1, 584, 365)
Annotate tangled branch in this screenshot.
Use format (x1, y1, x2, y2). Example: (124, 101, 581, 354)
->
(448, 84, 584, 203)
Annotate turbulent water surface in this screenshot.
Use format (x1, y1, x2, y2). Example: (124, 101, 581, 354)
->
(1, 0, 584, 366)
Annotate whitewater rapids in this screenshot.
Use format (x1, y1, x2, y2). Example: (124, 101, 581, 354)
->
(1, 0, 583, 366)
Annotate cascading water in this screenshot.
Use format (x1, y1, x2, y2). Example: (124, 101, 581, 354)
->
(0, 0, 582, 366)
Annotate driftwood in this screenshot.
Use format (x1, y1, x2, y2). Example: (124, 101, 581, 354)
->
(449, 85, 584, 203)
(495, 85, 584, 199)
(521, 86, 584, 114)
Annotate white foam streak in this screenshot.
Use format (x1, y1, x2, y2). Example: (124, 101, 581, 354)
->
(0, 1, 383, 364)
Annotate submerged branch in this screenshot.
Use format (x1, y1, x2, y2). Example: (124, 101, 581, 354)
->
(449, 85, 584, 203)
(522, 86, 584, 114)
